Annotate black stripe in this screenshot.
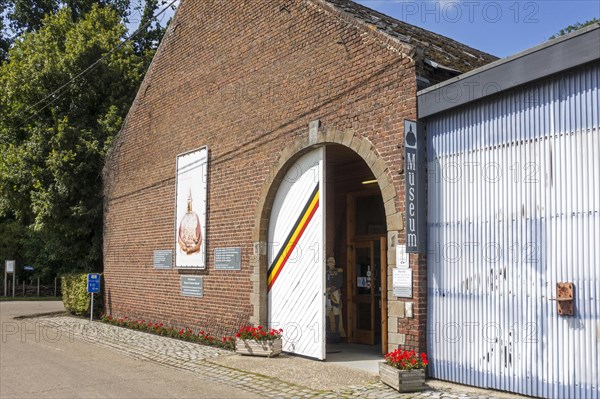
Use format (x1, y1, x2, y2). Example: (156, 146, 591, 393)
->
(267, 183, 319, 277)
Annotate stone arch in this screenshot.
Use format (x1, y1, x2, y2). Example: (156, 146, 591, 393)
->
(249, 125, 403, 325)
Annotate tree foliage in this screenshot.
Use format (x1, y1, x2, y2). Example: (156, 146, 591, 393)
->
(7, 0, 58, 33)
(550, 18, 599, 39)
(0, 2, 168, 278)
(1, 0, 10, 61)
(3, 0, 131, 34)
(1, 0, 168, 62)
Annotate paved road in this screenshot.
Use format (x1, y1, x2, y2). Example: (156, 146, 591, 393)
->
(0, 301, 258, 399)
(1, 302, 526, 399)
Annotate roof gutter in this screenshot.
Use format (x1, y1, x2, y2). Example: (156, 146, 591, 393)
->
(417, 24, 600, 119)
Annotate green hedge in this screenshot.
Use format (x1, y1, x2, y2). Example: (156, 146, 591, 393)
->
(61, 273, 103, 316)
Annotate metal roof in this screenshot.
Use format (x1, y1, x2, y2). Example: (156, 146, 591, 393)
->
(417, 23, 600, 118)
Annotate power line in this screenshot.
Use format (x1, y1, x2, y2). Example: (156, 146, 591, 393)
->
(14, 0, 178, 128)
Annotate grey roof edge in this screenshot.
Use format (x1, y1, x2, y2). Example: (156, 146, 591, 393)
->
(314, 0, 417, 55)
(417, 23, 600, 119)
(319, 0, 497, 72)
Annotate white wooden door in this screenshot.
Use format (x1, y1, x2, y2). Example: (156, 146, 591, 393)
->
(268, 147, 326, 360)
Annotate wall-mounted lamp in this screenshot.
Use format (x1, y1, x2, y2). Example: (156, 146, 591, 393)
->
(362, 179, 377, 185)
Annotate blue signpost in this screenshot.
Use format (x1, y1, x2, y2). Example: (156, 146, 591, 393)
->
(87, 273, 100, 321)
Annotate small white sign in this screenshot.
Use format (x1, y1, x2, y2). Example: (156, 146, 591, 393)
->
(392, 267, 412, 298)
(5, 260, 15, 274)
(396, 244, 409, 268)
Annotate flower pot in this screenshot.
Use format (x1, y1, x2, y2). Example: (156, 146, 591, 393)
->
(235, 337, 282, 357)
(379, 362, 426, 392)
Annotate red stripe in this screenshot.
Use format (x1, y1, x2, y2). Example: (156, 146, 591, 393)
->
(268, 198, 319, 291)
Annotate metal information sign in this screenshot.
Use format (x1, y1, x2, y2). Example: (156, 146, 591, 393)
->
(404, 120, 426, 253)
(4, 260, 16, 297)
(396, 244, 409, 268)
(180, 276, 204, 297)
(6, 260, 15, 273)
(153, 250, 173, 269)
(393, 268, 412, 298)
(87, 273, 101, 321)
(87, 273, 101, 293)
(214, 247, 241, 270)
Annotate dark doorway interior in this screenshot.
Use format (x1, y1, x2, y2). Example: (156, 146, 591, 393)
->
(324, 145, 387, 357)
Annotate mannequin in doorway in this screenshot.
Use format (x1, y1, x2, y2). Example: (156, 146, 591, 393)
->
(326, 256, 346, 341)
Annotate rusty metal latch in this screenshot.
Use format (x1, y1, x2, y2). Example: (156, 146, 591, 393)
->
(549, 282, 574, 316)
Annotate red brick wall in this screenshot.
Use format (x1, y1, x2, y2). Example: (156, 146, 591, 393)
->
(104, 0, 420, 346)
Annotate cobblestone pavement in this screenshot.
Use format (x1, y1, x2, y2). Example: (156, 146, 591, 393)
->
(31, 316, 518, 399)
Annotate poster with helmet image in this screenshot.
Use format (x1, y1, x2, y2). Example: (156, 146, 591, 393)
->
(175, 147, 208, 269)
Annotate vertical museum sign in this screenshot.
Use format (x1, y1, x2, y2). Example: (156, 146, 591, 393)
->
(404, 120, 425, 253)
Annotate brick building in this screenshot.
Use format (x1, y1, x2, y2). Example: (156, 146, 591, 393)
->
(103, 0, 494, 361)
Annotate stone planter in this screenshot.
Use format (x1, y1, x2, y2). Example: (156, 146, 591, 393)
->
(235, 338, 282, 357)
(379, 362, 426, 392)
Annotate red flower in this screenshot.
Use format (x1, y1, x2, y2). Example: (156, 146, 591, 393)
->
(384, 348, 428, 370)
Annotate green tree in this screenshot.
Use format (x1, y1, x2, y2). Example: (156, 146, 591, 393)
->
(5, 0, 131, 34)
(0, 1, 167, 63)
(550, 18, 599, 39)
(7, 0, 58, 33)
(0, 5, 149, 278)
(132, 0, 166, 57)
(1, 0, 10, 61)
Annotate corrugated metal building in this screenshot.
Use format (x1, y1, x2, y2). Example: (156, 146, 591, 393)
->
(417, 25, 600, 398)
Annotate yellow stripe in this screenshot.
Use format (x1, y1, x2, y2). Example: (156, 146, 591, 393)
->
(268, 191, 319, 285)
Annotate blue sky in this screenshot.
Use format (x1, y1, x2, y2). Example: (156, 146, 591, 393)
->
(353, 0, 600, 58)
(158, 1, 599, 58)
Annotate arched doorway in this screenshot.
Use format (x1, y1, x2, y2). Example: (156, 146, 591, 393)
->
(324, 145, 387, 355)
(250, 129, 398, 360)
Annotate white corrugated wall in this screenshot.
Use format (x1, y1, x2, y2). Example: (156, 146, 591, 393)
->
(426, 62, 599, 398)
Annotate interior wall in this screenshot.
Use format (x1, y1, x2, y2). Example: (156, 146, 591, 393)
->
(325, 144, 385, 345)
